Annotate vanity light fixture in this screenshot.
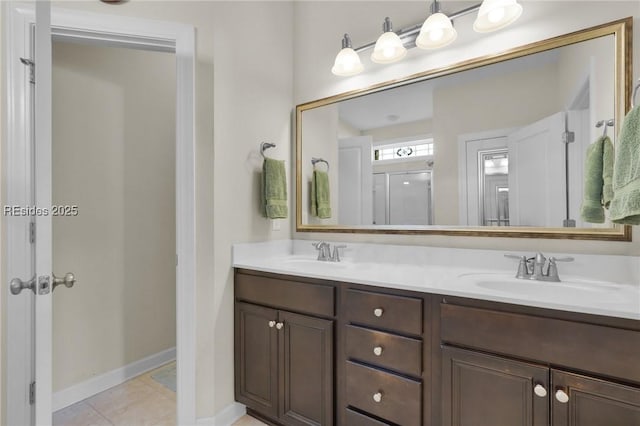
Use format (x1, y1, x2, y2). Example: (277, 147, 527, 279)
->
(331, 0, 523, 76)
(473, 0, 523, 33)
(416, 0, 457, 49)
(331, 34, 364, 76)
(371, 17, 407, 64)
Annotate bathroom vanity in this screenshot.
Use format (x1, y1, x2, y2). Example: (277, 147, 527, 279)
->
(233, 242, 640, 426)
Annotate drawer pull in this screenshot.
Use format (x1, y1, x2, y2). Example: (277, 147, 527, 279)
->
(534, 384, 547, 397)
(276, 322, 284, 330)
(373, 308, 384, 317)
(373, 346, 383, 356)
(555, 389, 569, 403)
(268, 320, 276, 328)
(372, 392, 383, 403)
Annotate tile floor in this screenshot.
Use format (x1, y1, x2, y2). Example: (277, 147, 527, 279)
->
(232, 415, 268, 425)
(53, 361, 267, 426)
(53, 362, 176, 426)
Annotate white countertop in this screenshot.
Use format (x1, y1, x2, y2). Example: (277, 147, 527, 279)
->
(232, 240, 640, 321)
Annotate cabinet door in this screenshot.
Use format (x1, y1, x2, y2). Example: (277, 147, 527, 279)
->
(552, 370, 640, 426)
(442, 346, 549, 426)
(279, 310, 334, 426)
(235, 302, 279, 418)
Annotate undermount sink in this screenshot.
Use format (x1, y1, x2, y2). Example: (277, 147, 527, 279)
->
(456, 272, 630, 303)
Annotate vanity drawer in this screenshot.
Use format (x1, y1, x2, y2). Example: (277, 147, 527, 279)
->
(235, 271, 335, 317)
(345, 408, 392, 426)
(441, 303, 640, 383)
(345, 361, 421, 426)
(346, 325, 422, 377)
(345, 289, 422, 336)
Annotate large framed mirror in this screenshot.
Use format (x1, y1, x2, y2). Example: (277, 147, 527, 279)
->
(296, 18, 632, 240)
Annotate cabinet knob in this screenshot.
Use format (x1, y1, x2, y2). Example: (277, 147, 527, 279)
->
(372, 392, 383, 403)
(373, 346, 383, 356)
(275, 322, 284, 330)
(534, 384, 547, 398)
(268, 320, 276, 328)
(373, 308, 384, 317)
(555, 389, 569, 403)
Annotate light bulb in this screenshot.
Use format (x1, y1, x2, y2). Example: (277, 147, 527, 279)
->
(474, 0, 523, 33)
(429, 28, 444, 41)
(371, 17, 407, 64)
(488, 7, 505, 23)
(416, 12, 457, 49)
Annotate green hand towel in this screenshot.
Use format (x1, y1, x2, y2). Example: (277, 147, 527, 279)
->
(610, 107, 640, 225)
(263, 158, 287, 219)
(580, 137, 605, 223)
(602, 136, 614, 208)
(311, 170, 331, 219)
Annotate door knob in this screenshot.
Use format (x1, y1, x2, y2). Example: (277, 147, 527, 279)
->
(52, 272, 76, 291)
(10, 276, 36, 295)
(372, 392, 383, 403)
(373, 346, 383, 356)
(275, 322, 284, 330)
(555, 389, 569, 403)
(373, 308, 384, 317)
(268, 320, 276, 328)
(534, 384, 547, 397)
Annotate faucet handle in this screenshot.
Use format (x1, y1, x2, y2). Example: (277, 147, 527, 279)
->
(331, 245, 347, 262)
(504, 254, 529, 279)
(312, 241, 326, 249)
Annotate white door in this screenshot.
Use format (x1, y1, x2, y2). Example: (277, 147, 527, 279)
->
(33, 2, 56, 424)
(508, 112, 565, 227)
(338, 136, 373, 225)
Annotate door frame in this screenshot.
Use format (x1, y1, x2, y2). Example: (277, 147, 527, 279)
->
(3, 4, 197, 425)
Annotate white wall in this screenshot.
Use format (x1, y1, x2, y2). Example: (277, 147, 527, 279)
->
(0, 1, 294, 421)
(301, 105, 340, 225)
(51, 42, 176, 391)
(293, 0, 640, 256)
(432, 62, 560, 224)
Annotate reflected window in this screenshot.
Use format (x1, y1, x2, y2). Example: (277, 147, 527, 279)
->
(374, 139, 434, 161)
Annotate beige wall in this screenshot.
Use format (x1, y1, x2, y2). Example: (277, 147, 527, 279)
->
(293, 1, 640, 256)
(51, 42, 176, 391)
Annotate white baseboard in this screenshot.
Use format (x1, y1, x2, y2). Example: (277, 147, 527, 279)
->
(53, 347, 176, 412)
(197, 402, 246, 426)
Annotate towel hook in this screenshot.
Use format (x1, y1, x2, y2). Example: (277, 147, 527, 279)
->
(311, 157, 330, 172)
(633, 78, 640, 109)
(260, 142, 276, 158)
(595, 119, 614, 137)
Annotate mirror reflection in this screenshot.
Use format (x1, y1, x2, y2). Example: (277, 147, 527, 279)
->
(299, 33, 620, 232)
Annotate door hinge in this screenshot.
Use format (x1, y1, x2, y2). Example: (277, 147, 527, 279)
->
(29, 381, 35, 405)
(20, 58, 35, 84)
(29, 221, 36, 244)
(562, 130, 575, 144)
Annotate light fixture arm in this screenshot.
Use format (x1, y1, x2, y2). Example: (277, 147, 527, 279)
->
(353, 2, 482, 53)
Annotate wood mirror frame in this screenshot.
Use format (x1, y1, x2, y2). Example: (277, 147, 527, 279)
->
(296, 18, 633, 240)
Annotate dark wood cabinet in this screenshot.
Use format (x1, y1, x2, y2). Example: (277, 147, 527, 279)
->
(279, 310, 334, 426)
(235, 302, 279, 417)
(552, 370, 640, 426)
(235, 270, 336, 426)
(235, 269, 640, 426)
(442, 346, 549, 426)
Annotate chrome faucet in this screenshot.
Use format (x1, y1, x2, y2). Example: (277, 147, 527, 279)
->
(505, 253, 574, 282)
(313, 241, 331, 261)
(312, 242, 347, 262)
